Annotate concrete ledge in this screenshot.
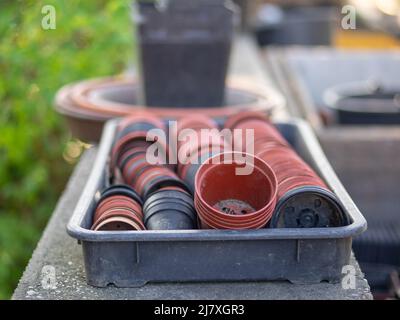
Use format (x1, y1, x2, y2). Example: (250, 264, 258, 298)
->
(13, 148, 372, 300)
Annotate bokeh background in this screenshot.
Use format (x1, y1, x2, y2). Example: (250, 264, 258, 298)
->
(0, 0, 135, 298)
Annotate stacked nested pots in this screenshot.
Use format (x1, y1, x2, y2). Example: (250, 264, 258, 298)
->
(194, 152, 278, 229)
(100, 113, 196, 231)
(92, 185, 145, 231)
(224, 111, 348, 228)
(91, 111, 347, 232)
(143, 186, 197, 230)
(111, 114, 189, 200)
(175, 115, 230, 193)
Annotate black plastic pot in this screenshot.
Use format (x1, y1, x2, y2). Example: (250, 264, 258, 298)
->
(134, 0, 238, 107)
(324, 81, 400, 125)
(143, 189, 197, 230)
(270, 186, 350, 228)
(254, 5, 338, 47)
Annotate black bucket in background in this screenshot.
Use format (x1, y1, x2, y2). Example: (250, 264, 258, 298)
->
(133, 0, 239, 108)
(254, 5, 338, 47)
(324, 81, 400, 125)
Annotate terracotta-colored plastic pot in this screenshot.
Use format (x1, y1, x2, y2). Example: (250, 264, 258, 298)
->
(117, 144, 150, 169)
(93, 216, 144, 231)
(111, 131, 169, 171)
(95, 196, 143, 222)
(93, 207, 145, 229)
(176, 115, 219, 132)
(54, 76, 281, 142)
(195, 194, 274, 229)
(224, 111, 348, 229)
(223, 110, 271, 130)
(194, 152, 277, 229)
(99, 184, 143, 206)
(91, 185, 145, 231)
(67, 76, 276, 117)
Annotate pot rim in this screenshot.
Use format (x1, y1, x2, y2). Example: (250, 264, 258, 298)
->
(194, 152, 278, 220)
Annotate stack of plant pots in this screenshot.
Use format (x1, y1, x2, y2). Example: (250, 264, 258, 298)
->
(111, 114, 190, 201)
(175, 115, 231, 192)
(90, 111, 351, 232)
(224, 111, 349, 228)
(55, 76, 278, 142)
(143, 186, 197, 230)
(92, 185, 144, 231)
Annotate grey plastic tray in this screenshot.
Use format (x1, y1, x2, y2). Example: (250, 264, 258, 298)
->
(67, 118, 366, 287)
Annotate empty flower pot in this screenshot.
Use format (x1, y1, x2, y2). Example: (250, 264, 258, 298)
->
(55, 76, 279, 142)
(134, 0, 238, 107)
(194, 152, 277, 229)
(143, 188, 197, 230)
(92, 185, 145, 231)
(270, 186, 350, 228)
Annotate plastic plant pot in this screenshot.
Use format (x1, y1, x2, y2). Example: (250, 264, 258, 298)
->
(144, 189, 194, 212)
(111, 132, 169, 173)
(324, 81, 400, 125)
(93, 207, 145, 230)
(134, 0, 238, 107)
(254, 5, 338, 47)
(176, 115, 219, 133)
(224, 111, 349, 228)
(195, 194, 273, 229)
(119, 150, 148, 175)
(95, 197, 143, 222)
(54, 76, 281, 142)
(121, 154, 148, 183)
(62, 76, 277, 117)
(270, 186, 349, 228)
(178, 147, 224, 193)
(194, 152, 277, 229)
(144, 209, 196, 230)
(93, 216, 144, 231)
(194, 191, 273, 225)
(194, 190, 275, 230)
(92, 185, 144, 231)
(141, 176, 190, 201)
(92, 202, 145, 231)
(143, 188, 197, 230)
(223, 110, 270, 130)
(98, 185, 142, 206)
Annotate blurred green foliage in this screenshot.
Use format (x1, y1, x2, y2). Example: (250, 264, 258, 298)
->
(0, 0, 134, 298)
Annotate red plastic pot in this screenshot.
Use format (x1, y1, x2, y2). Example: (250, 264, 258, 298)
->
(194, 152, 277, 229)
(224, 110, 270, 130)
(92, 192, 145, 231)
(195, 194, 274, 229)
(176, 115, 219, 132)
(225, 112, 331, 204)
(93, 216, 144, 231)
(95, 196, 143, 222)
